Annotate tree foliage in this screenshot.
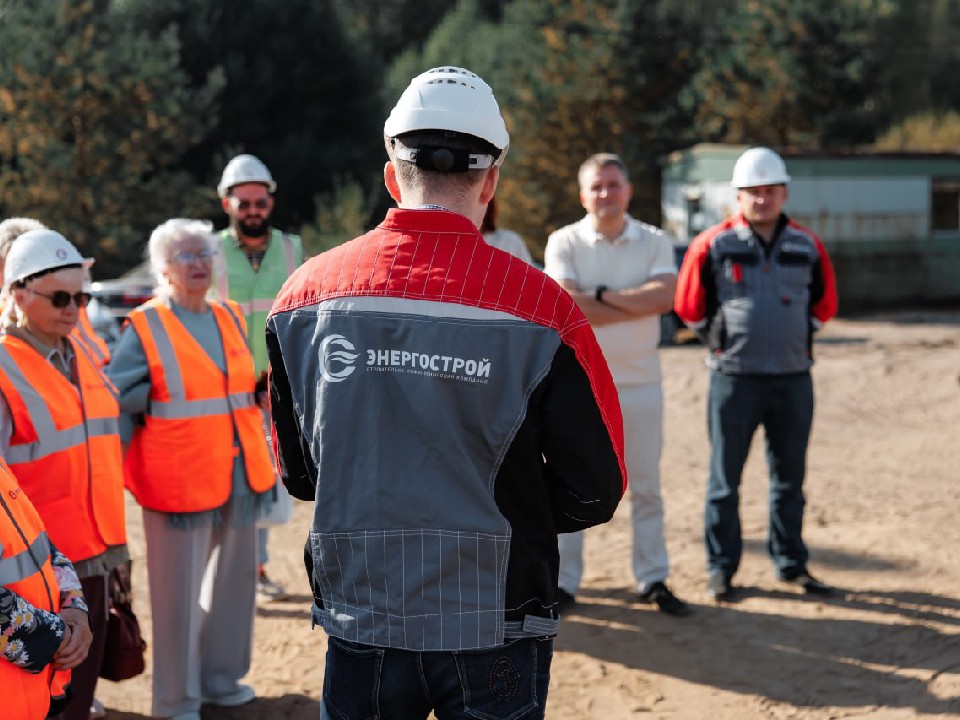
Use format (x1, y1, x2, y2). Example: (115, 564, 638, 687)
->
(0, 0, 222, 276)
(688, 0, 879, 149)
(477, 0, 702, 256)
(0, 0, 957, 277)
(873, 112, 960, 152)
(118, 0, 384, 230)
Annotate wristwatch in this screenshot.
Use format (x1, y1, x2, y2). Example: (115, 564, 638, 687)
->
(595, 285, 608, 303)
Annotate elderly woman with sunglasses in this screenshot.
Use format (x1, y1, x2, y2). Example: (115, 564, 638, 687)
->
(0, 229, 128, 720)
(107, 219, 276, 720)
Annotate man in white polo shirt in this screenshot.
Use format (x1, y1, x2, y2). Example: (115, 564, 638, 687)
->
(544, 153, 689, 616)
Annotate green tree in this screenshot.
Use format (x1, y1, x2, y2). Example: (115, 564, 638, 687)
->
(385, 0, 503, 107)
(300, 177, 376, 256)
(478, 0, 702, 256)
(0, 0, 222, 276)
(867, 0, 960, 130)
(118, 0, 386, 233)
(688, 0, 879, 149)
(873, 111, 960, 152)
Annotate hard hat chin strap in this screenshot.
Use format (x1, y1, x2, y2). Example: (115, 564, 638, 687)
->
(393, 145, 496, 172)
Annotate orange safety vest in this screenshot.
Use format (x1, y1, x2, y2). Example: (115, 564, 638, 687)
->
(124, 298, 275, 512)
(71, 306, 110, 369)
(0, 456, 72, 720)
(0, 336, 127, 564)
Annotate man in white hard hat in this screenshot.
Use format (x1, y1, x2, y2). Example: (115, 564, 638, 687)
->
(266, 67, 625, 719)
(544, 153, 689, 617)
(675, 147, 838, 601)
(213, 153, 304, 602)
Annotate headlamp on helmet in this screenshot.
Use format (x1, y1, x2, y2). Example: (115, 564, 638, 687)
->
(385, 67, 510, 172)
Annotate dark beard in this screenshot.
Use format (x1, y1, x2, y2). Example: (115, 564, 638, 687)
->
(238, 217, 270, 238)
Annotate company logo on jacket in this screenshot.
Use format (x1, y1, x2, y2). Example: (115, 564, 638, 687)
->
(319, 334, 360, 383)
(317, 334, 493, 386)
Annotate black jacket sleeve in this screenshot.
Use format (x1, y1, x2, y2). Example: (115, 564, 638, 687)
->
(537, 343, 624, 533)
(266, 319, 317, 501)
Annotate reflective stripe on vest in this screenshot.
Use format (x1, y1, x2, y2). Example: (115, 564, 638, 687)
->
(214, 232, 297, 315)
(0, 458, 71, 718)
(139, 307, 257, 420)
(0, 346, 119, 464)
(0, 530, 51, 585)
(0, 336, 126, 563)
(72, 308, 110, 368)
(124, 299, 275, 512)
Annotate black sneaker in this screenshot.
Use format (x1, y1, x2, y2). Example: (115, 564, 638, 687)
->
(780, 570, 834, 596)
(706, 570, 732, 601)
(555, 588, 576, 615)
(639, 581, 691, 616)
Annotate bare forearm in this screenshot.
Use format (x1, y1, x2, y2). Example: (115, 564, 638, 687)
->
(603, 275, 676, 318)
(566, 290, 633, 325)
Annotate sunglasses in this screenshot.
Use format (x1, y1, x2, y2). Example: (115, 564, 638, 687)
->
(232, 198, 270, 211)
(28, 288, 91, 309)
(173, 249, 216, 265)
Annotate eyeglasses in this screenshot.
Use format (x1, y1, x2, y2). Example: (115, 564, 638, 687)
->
(27, 288, 91, 309)
(172, 249, 216, 265)
(231, 198, 270, 211)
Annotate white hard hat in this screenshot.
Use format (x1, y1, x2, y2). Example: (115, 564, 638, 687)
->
(731, 147, 791, 188)
(384, 66, 509, 166)
(4, 229, 92, 286)
(217, 154, 277, 198)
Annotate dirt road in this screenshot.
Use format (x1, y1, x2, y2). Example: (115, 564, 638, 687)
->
(98, 313, 960, 719)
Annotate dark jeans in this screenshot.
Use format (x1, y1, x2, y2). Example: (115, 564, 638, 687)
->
(51, 572, 109, 720)
(320, 636, 553, 720)
(705, 371, 814, 580)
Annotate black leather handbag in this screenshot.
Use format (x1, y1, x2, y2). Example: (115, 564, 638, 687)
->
(99, 562, 147, 682)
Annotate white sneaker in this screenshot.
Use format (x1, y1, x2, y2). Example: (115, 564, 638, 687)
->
(202, 684, 256, 707)
(90, 698, 106, 719)
(257, 573, 287, 601)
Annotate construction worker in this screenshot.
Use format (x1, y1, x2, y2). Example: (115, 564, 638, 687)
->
(212, 153, 304, 601)
(0, 218, 114, 369)
(0, 454, 92, 720)
(674, 147, 838, 601)
(267, 66, 625, 720)
(0, 229, 128, 720)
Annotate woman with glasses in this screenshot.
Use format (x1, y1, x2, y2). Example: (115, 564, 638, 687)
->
(107, 219, 276, 720)
(0, 229, 128, 720)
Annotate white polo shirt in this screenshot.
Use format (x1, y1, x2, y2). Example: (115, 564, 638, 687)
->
(483, 228, 534, 264)
(544, 214, 676, 386)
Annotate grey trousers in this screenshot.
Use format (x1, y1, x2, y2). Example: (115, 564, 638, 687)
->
(142, 508, 257, 718)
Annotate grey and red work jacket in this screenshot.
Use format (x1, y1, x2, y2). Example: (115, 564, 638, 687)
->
(675, 213, 838, 375)
(266, 208, 625, 652)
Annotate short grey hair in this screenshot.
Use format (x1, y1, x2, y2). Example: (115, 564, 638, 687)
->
(148, 219, 217, 286)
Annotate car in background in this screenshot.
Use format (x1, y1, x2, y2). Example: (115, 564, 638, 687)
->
(87, 261, 155, 350)
(88, 260, 155, 322)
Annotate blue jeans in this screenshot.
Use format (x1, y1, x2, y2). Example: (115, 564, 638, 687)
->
(320, 636, 553, 720)
(705, 371, 814, 580)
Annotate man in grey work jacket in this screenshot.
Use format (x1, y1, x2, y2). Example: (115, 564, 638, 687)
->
(675, 147, 838, 602)
(266, 67, 625, 720)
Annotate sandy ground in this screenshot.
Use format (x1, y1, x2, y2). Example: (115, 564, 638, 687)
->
(97, 313, 960, 719)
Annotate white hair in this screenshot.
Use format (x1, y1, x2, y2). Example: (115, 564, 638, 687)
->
(147, 218, 217, 289)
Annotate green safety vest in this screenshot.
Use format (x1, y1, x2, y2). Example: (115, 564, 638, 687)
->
(211, 228, 304, 375)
